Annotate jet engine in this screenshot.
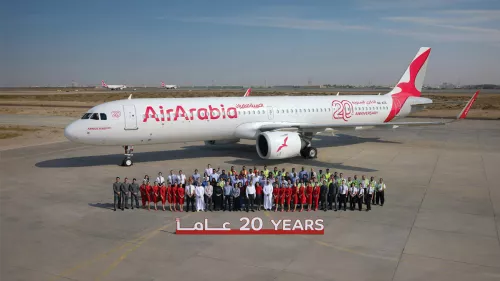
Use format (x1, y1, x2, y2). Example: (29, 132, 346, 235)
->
(204, 139, 240, 146)
(256, 132, 306, 159)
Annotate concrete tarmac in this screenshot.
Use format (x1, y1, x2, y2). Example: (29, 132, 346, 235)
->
(1, 118, 500, 281)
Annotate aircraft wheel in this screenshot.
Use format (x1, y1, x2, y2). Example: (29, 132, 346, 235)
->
(123, 158, 133, 167)
(307, 147, 318, 159)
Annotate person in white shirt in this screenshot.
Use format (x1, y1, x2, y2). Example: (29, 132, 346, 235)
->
(339, 180, 348, 211)
(195, 181, 205, 212)
(366, 183, 375, 211)
(168, 170, 177, 185)
(246, 183, 256, 212)
(205, 164, 213, 178)
(349, 183, 358, 211)
(263, 181, 273, 211)
(178, 170, 187, 185)
(192, 169, 201, 184)
(204, 177, 213, 211)
(156, 172, 165, 185)
(377, 178, 386, 206)
(186, 180, 196, 212)
(357, 186, 364, 211)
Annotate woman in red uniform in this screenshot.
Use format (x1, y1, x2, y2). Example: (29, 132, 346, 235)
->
(279, 184, 286, 212)
(299, 184, 306, 212)
(313, 183, 320, 211)
(306, 182, 313, 211)
(273, 185, 280, 212)
(172, 183, 178, 212)
(160, 183, 167, 211)
(152, 181, 159, 211)
(255, 183, 263, 211)
(140, 180, 147, 208)
(166, 184, 173, 211)
(177, 184, 185, 212)
(291, 184, 298, 212)
(285, 186, 292, 212)
(145, 181, 152, 211)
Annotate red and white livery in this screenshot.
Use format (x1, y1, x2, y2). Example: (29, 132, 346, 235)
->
(66, 48, 479, 166)
(161, 81, 178, 89)
(101, 80, 127, 90)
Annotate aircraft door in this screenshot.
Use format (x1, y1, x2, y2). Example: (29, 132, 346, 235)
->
(123, 105, 138, 130)
(267, 106, 274, 120)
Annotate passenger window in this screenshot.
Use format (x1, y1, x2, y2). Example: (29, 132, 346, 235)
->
(81, 113, 91, 119)
(90, 113, 99, 120)
(100, 113, 107, 120)
(252, 111, 255, 114)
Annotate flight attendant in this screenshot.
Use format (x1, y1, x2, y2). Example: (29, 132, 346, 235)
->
(145, 181, 152, 211)
(273, 184, 280, 212)
(306, 182, 313, 211)
(177, 184, 185, 212)
(160, 183, 167, 211)
(285, 185, 292, 212)
(172, 183, 179, 212)
(279, 184, 286, 212)
(299, 184, 306, 212)
(152, 181, 159, 211)
(292, 183, 299, 212)
(255, 183, 263, 211)
(313, 182, 321, 211)
(167, 184, 173, 211)
(140, 180, 147, 208)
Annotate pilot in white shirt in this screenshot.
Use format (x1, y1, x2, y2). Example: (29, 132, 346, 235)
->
(168, 170, 177, 184)
(156, 172, 165, 185)
(205, 164, 213, 177)
(178, 170, 187, 185)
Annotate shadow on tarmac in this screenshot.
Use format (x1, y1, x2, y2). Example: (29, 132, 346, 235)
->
(36, 134, 399, 172)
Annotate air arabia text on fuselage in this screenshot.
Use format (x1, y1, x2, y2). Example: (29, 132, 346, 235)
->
(143, 104, 238, 122)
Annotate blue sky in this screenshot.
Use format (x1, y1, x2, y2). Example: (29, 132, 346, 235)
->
(1, 0, 499, 87)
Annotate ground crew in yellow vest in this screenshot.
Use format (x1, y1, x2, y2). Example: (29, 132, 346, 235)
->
(377, 178, 386, 206)
(370, 176, 377, 204)
(325, 169, 331, 180)
(353, 175, 360, 188)
(362, 175, 369, 194)
(273, 167, 279, 178)
(263, 166, 269, 178)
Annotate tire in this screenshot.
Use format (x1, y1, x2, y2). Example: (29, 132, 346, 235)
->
(308, 147, 317, 159)
(123, 158, 133, 166)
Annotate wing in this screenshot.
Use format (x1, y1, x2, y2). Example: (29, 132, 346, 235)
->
(256, 91, 479, 133)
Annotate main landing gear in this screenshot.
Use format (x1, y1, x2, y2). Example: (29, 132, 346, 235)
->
(122, 145, 134, 166)
(300, 146, 318, 159)
(299, 132, 317, 159)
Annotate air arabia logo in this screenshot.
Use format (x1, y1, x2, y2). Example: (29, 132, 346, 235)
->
(276, 136, 288, 152)
(332, 100, 354, 121)
(236, 103, 263, 109)
(111, 111, 121, 118)
(143, 104, 238, 122)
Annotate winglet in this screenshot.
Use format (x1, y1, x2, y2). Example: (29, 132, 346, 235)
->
(456, 90, 479, 120)
(243, 87, 252, 97)
(336, 92, 340, 96)
(128, 94, 132, 100)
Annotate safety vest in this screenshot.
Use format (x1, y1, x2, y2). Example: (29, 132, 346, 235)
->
(273, 171, 279, 177)
(363, 179, 370, 188)
(337, 178, 343, 185)
(370, 181, 376, 188)
(353, 179, 360, 187)
(281, 172, 286, 177)
(325, 173, 331, 179)
(263, 169, 269, 177)
(347, 181, 352, 187)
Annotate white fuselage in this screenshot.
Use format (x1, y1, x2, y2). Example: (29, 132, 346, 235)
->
(64, 94, 427, 146)
(105, 84, 127, 90)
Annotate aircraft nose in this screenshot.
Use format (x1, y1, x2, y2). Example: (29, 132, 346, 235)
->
(64, 122, 79, 142)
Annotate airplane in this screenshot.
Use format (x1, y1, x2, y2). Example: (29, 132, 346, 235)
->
(161, 81, 178, 89)
(66, 47, 479, 166)
(102, 80, 127, 90)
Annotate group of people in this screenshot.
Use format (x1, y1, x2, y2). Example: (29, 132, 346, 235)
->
(112, 165, 387, 212)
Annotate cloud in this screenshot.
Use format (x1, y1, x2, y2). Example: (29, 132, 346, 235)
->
(161, 16, 370, 31)
(382, 10, 500, 43)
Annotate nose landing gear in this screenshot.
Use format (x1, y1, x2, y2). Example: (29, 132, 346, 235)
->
(122, 145, 134, 166)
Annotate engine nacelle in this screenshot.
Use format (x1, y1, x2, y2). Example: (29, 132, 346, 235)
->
(204, 139, 240, 146)
(256, 132, 306, 159)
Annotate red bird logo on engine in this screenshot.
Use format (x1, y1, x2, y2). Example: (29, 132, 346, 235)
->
(276, 136, 289, 152)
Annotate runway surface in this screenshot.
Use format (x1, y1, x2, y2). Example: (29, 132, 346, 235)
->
(1, 117, 500, 281)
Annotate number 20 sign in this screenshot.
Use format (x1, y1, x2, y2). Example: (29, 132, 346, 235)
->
(332, 100, 354, 121)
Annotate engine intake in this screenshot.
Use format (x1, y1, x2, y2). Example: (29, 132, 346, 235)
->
(256, 132, 305, 159)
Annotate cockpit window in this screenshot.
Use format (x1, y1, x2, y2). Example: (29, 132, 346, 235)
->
(81, 113, 91, 119)
(100, 113, 107, 120)
(90, 113, 99, 120)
